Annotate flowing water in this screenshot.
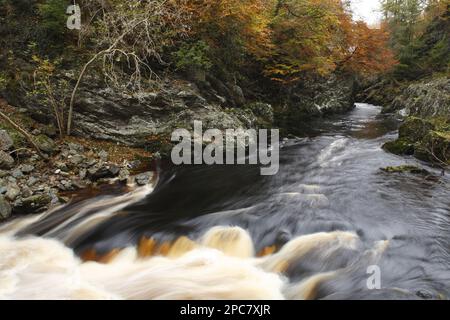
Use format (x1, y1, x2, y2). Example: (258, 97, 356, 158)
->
(1, 103, 449, 300)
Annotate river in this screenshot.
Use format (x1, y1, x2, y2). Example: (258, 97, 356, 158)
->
(1, 103, 449, 300)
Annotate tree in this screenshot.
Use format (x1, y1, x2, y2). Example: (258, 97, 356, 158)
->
(67, 0, 190, 135)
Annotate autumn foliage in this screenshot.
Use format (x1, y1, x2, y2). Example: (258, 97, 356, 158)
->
(178, 0, 397, 83)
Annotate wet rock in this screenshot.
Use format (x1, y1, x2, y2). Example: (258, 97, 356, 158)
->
(87, 165, 120, 181)
(0, 195, 11, 220)
(35, 135, 56, 154)
(118, 168, 130, 181)
(135, 172, 153, 186)
(14, 194, 52, 214)
(382, 139, 415, 156)
(0, 150, 14, 169)
(0, 130, 14, 151)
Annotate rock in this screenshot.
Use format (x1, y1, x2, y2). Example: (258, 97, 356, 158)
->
(118, 168, 130, 181)
(414, 131, 450, 164)
(98, 150, 109, 161)
(27, 176, 39, 186)
(381, 165, 430, 175)
(19, 164, 34, 174)
(0, 195, 11, 220)
(21, 185, 33, 198)
(55, 162, 69, 172)
(0, 130, 14, 151)
(0, 170, 8, 178)
(0, 150, 14, 169)
(68, 142, 84, 152)
(87, 165, 120, 181)
(390, 77, 450, 117)
(11, 168, 24, 178)
(135, 172, 153, 186)
(35, 135, 56, 154)
(69, 154, 84, 166)
(399, 117, 435, 142)
(382, 139, 415, 156)
(108, 165, 120, 176)
(5, 184, 20, 201)
(79, 168, 87, 179)
(14, 194, 52, 214)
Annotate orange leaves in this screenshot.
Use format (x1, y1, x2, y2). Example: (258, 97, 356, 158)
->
(340, 22, 397, 76)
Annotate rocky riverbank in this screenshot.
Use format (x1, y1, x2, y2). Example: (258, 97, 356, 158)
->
(378, 76, 450, 167)
(0, 105, 155, 221)
(0, 69, 357, 221)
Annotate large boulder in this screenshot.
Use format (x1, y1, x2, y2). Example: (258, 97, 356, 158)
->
(399, 117, 435, 142)
(280, 74, 356, 122)
(390, 77, 450, 117)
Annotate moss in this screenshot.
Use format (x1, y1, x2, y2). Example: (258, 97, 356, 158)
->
(381, 165, 430, 175)
(415, 130, 450, 164)
(382, 139, 415, 155)
(399, 117, 435, 142)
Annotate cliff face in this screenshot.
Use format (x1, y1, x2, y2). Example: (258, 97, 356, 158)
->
(2, 70, 356, 149)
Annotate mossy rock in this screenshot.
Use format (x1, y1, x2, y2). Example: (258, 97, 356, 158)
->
(415, 130, 450, 164)
(399, 117, 435, 142)
(35, 134, 56, 154)
(14, 194, 52, 214)
(381, 165, 430, 175)
(382, 139, 415, 156)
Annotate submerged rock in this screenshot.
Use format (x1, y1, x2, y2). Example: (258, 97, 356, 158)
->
(381, 165, 430, 175)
